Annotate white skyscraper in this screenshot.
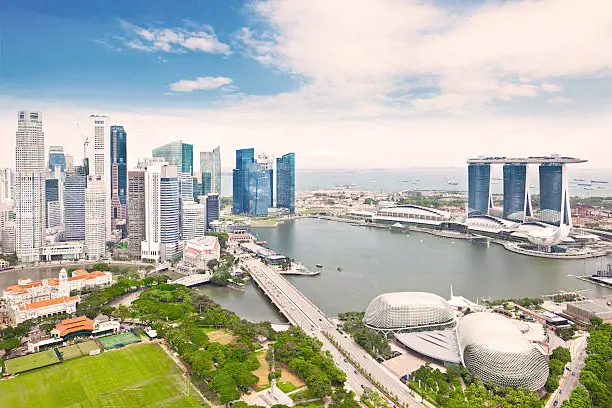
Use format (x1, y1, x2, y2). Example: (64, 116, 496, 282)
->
(181, 201, 207, 241)
(141, 163, 180, 262)
(85, 175, 107, 260)
(15, 110, 46, 262)
(86, 115, 111, 240)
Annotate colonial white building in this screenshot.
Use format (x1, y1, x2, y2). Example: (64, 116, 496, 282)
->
(9, 295, 80, 324)
(2, 268, 112, 323)
(182, 236, 220, 270)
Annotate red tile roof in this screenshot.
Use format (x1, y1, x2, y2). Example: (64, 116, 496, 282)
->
(18, 296, 80, 311)
(53, 315, 95, 337)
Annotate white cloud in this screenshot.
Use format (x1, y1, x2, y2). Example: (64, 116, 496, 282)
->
(238, 0, 612, 111)
(548, 97, 572, 104)
(169, 76, 233, 92)
(117, 20, 231, 55)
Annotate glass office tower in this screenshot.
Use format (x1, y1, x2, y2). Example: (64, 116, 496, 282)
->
(276, 153, 295, 214)
(64, 166, 86, 241)
(110, 125, 127, 205)
(152, 140, 194, 175)
(233, 148, 255, 214)
(539, 163, 570, 226)
(200, 146, 221, 194)
(502, 163, 531, 222)
(48, 146, 66, 173)
(467, 164, 491, 217)
(250, 164, 271, 217)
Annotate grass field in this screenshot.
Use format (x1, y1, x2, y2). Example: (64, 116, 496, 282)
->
(98, 331, 140, 349)
(4, 349, 60, 375)
(207, 329, 236, 345)
(57, 344, 83, 360)
(277, 381, 298, 393)
(0, 343, 202, 408)
(77, 340, 100, 355)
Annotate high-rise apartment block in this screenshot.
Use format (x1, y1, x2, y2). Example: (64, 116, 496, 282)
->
(181, 201, 207, 241)
(127, 170, 146, 259)
(276, 153, 296, 214)
(15, 110, 46, 263)
(152, 141, 193, 175)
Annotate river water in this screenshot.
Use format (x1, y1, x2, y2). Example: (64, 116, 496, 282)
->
(4, 218, 612, 323)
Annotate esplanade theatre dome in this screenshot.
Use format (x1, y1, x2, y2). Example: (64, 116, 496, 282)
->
(363, 292, 455, 332)
(457, 312, 549, 390)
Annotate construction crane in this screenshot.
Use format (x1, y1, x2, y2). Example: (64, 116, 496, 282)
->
(76, 122, 89, 175)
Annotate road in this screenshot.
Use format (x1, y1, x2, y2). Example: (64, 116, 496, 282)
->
(545, 334, 588, 408)
(245, 258, 426, 408)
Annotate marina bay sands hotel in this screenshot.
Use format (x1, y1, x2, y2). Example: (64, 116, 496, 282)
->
(467, 155, 586, 227)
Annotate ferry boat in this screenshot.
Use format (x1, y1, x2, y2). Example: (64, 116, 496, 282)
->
(592, 180, 609, 184)
(316, 263, 323, 268)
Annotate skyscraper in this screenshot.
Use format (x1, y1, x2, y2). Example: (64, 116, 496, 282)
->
(152, 140, 194, 175)
(200, 145, 221, 194)
(204, 193, 220, 230)
(110, 125, 127, 234)
(127, 170, 146, 259)
(502, 164, 532, 222)
(250, 165, 271, 217)
(539, 163, 571, 227)
(256, 153, 274, 207)
(179, 172, 194, 201)
(85, 175, 107, 260)
(141, 164, 180, 262)
(233, 148, 255, 215)
(64, 166, 86, 241)
(467, 163, 491, 217)
(45, 178, 61, 228)
(86, 115, 111, 240)
(48, 146, 66, 173)
(15, 110, 46, 262)
(276, 153, 296, 214)
(0, 168, 14, 204)
(181, 201, 207, 241)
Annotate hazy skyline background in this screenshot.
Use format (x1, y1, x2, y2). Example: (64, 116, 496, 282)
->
(1, 0, 612, 170)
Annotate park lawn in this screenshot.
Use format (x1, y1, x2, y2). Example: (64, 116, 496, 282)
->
(0, 343, 202, 408)
(295, 401, 325, 408)
(276, 381, 298, 393)
(207, 329, 237, 345)
(4, 349, 60, 374)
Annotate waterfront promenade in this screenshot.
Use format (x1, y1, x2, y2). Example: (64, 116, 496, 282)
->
(243, 258, 426, 408)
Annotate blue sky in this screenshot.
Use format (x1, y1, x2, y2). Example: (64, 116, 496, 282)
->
(1, 0, 612, 169)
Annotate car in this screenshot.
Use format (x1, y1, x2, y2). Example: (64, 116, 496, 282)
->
(553, 401, 558, 407)
(559, 389, 563, 394)
(344, 359, 347, 362)
(354, 370, 358, 374)
(360, 384, 365, 389)
(566, 366, 571, 371)
(572, 372, 576, 377)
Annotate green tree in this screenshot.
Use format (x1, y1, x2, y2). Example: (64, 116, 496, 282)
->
(0, 337, 20, 352)
(591, 317, 604, 327)
(101, 305, 116, 319)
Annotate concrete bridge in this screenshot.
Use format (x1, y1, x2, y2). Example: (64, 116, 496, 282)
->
(244, 258, 426, 408)
(172, 273, 211, 287)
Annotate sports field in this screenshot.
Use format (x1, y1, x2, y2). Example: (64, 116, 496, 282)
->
(98, 331, 140, 349)
(4, 349, 60, 375)
(77, 340, 100, 354)
(0, 343, 202, 408)
(57, 344, 82, 360)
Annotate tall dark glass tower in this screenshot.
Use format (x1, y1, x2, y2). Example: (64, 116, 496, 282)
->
(467, 164, 491, 217)
(502, 163, 532, 222)
(539, 163, 570, 226)
(64, 166, 86, 241)
(276, 153, 295, 214)
(110, 126, 127, 205)
(233, 148, 254, 214)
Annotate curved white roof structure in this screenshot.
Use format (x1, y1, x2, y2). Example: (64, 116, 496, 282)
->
(457, 312, 548, 390)
(364, 292, 455, 332)
(526, 224, 571, 246)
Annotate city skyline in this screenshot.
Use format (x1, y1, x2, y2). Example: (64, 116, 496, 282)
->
(1, 1, 612, 169)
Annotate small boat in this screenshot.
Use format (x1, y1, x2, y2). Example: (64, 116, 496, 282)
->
(592, 180, 609, 184)
(316, 263, 323, 268)
(337, 267, 342, 272)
